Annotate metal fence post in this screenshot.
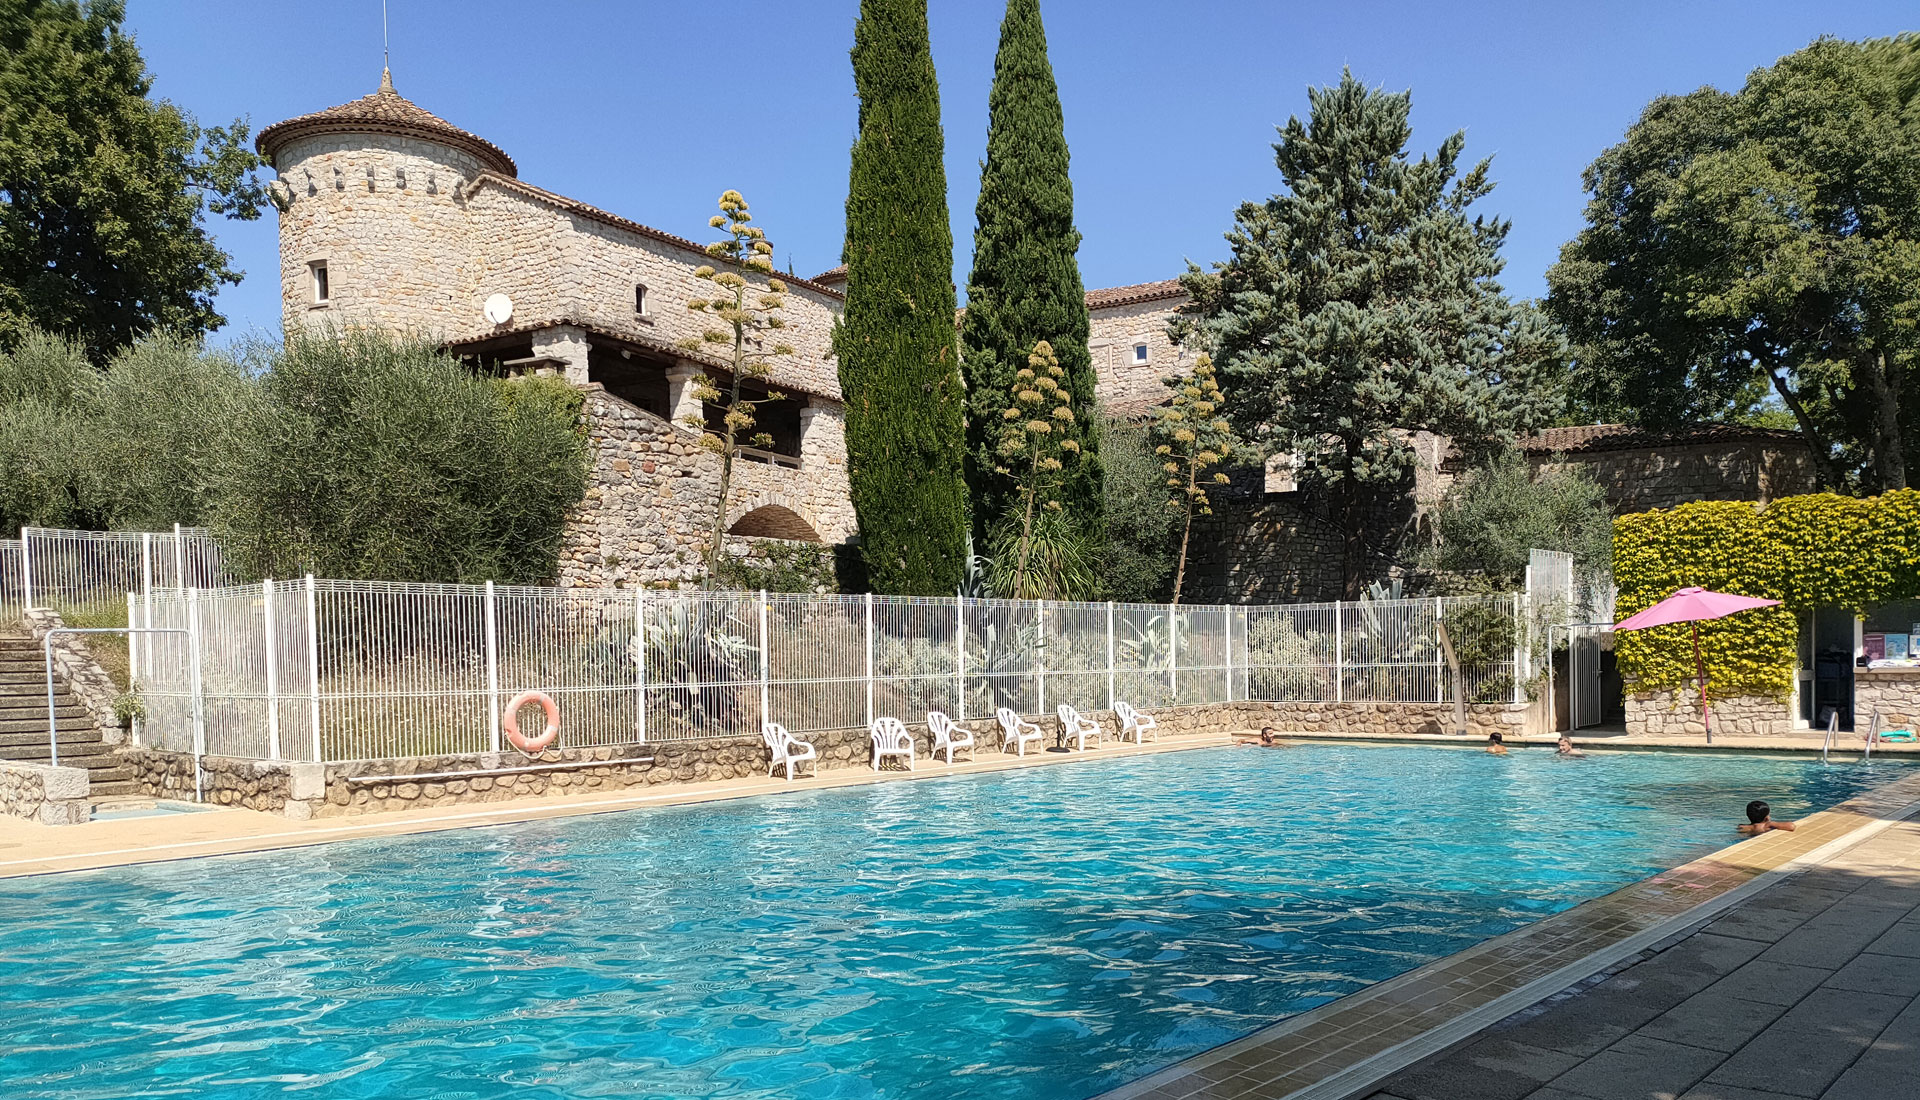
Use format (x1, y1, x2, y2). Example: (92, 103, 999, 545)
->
(758, 589, 770, 730)
(1037, 602, 1047, 716)
(187, 586, 206, 802)
(1512, 592, 1525, 705)
(263, 578, 281, 760)
(140, 533, 152, 601)
(305, 575, 321, 761)
(1334, 600, 1345, 703)
(863, 592, 874, 729)
(635, 588, 648, 742)
(171, 523, 185, 591)
(124, 592, 139, 746)
(485, 580, 501, 753)
(1224, 604, 1233, 704)
(1434, 596, 1445, 704)
(19, 529, 32, 611)
(1167, 602, 1177, 703)
(1106, 600, 1116, 712)
(955, 595, 966, 722)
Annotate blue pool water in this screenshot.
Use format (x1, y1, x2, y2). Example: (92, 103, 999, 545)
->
(1, 745, 1908, 1099)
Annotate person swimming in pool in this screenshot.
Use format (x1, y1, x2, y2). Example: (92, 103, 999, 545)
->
(1485, 731, 1509, 755)
(1737, 800, 1796, 835)
(1236, 726, 1286, 747)
(1556, 734, 1586, 758)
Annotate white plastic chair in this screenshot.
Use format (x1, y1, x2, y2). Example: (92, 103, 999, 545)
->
(1056, 703, 1104, 750)
(870, 716, 915, 771)
(763, 722, 817, 780)
(1114, 700, 1158, 744)
(927, 710, 973, 764)
(997, 707, 1043, 756)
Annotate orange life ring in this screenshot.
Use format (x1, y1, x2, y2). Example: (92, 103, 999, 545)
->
(503, 690, 560, 754)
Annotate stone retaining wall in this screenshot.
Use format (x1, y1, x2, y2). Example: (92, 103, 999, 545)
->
(0, 760, 90, 824)
(22, 607, 123, 742)
(123, 700, 1536, 819)
(1626, 687, 1795, 737)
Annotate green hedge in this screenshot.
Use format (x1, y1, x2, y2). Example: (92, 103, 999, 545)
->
(1613, 490, 1920, 700)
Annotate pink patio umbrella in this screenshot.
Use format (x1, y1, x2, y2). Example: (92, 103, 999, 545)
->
(1615, 587, 1782, 743)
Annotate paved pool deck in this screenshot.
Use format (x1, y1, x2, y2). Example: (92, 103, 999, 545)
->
(1096, 764, 1920, 1100)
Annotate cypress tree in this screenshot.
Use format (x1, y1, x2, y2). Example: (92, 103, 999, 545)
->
(834, 0, 969, 595)
(961, 0, 1101, 553)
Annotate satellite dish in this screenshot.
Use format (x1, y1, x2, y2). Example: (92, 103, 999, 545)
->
(483, 293, 514, 326)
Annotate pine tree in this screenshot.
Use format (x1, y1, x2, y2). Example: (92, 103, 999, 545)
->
(1174, 71, 1563, 596)
(834, 0, 969, 596)
(961, 0, 1100, 554)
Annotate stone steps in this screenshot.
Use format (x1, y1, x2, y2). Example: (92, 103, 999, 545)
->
(0, 633, 129, 794)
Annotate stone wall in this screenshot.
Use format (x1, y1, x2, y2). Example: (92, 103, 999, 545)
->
(1855, 669, 1920, 730)
(556, 386, 856, 589)
(0, 760, 90, 824)
(1088, 295, 1193, 413)
(1533, 441, 1821, 515)
(125, 700, 1541, 820)
(1625, 687, 1796, 737)
(21, 608, 122, 742)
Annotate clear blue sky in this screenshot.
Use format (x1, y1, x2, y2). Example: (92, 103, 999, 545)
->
(127, 0, 1915, 346)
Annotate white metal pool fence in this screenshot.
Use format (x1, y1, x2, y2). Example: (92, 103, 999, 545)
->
(119, 578, 1526, 764)
(2, 526, 230, 623)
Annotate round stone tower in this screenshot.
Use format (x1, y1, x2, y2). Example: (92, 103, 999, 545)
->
(255, 70, 517, 338)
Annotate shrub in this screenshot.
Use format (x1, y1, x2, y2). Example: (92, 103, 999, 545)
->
(1427, 450, 1611, 589)
(712, 540, 838, 593)
(212, 329, 589, 584)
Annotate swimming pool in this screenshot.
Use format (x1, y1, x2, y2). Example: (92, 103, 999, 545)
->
(1, 745, 1907, 1099)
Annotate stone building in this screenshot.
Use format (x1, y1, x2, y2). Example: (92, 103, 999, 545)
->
(257, 76, 1204, 589)
(1516, 423, 1819, 513)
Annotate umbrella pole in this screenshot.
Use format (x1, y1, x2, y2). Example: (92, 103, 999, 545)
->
(1693, 620, 1711, 744)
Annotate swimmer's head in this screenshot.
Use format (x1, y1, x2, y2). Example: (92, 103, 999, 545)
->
(1746, 800, 1771, 824)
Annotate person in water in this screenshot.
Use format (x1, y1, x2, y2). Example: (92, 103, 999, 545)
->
(1486, 731, 1509, 755)
(1237, 726, 1285, 747)
(1737, 800, 1796, 835)
(1556, 734, 1586, 758)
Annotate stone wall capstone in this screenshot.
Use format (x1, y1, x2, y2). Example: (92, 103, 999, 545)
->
(0, 760, 90, 824)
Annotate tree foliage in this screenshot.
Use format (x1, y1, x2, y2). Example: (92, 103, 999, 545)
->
(0, 327, 591, 585)
(835, 0, 970, 597)
(961, 0, 1101, 551)
(1547, 34, 1920, 493)
(1426, 450, 1612, 590)
(0, 0, 265, 356)
(679, 190, 795, 584)
(1100, 419, 1178, 603)
(1151, 354, 1234, 603)
(1175, 71, 1564, 595)
(215, 330, 590, 584)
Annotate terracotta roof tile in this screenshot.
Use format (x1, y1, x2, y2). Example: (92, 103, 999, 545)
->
(811, 264, 848, 284)
(257, 71, 518, 176)
(1519, 423, 1807, 455)
(1084, 279, 1186, 311)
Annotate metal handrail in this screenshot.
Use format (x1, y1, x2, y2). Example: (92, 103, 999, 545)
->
(1864, 707, 1882, 762)
(1821, 709, 1839, 764)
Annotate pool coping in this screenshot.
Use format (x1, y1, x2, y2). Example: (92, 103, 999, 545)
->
(0, 729, 1251, 879)
(1087, 765, 1920, 1100)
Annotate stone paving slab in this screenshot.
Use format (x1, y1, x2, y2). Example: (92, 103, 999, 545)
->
(1355, 811, 1920, 1100)
(1093, 767, 1920, 1100)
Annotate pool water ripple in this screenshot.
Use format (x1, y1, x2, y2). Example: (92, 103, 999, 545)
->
(0, 745, 1907, 1099)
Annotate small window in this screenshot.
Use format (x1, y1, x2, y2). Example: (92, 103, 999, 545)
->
(1132, 343, 1149, 366)
(634, 284, 649, 316)
(310, 261, 330, 304)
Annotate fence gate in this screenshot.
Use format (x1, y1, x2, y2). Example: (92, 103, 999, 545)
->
(1569, 623, 1605, 730)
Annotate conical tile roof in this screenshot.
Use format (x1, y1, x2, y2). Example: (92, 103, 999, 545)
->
(256, 70, 516, 176)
